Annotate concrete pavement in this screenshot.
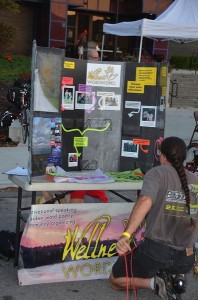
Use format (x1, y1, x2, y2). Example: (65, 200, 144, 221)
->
(0, 190, 198, 300)
(0, 107, 198, 300)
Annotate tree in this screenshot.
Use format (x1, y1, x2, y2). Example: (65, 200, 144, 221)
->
(0, 0, 20, 53)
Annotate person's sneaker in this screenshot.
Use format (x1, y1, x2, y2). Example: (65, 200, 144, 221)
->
(154, 276, 168, 299)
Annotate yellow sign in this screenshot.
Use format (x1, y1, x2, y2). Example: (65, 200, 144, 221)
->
(64, 61, 75, 69)
(74, 137, 88, 147)
(160, 65, 168, 87)
(161, 66, 167, 77)
(127, 81, 144, 93)
(136, 67, 157, 85)
(162, 87, 167, 96)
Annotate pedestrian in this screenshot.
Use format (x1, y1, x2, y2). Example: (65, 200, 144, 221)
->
(77, 29, 88, 59)
(38, 190, 108, 204)
(87, 49, 99, 61)
(109, 136, 198, 299)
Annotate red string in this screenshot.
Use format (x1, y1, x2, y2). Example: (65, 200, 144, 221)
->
(124, 244, 139, 300)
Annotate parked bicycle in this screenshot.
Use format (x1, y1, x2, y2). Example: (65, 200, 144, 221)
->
(1, 79, 31, 144)
(185, 111, 198, 173)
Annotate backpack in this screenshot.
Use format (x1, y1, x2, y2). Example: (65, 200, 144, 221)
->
(0, 230, 17, 260)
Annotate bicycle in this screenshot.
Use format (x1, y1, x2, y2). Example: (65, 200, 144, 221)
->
(6, 79, 31, 144)
(184, 111, 198, 173)
(185, 144, 198, 173)
(20, 86, 30, 144)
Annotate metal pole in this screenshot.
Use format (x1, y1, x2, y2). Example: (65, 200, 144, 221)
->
(101, 34, 105, 61)
(113, 0, 119, 61)
(138, 34, 143, 63)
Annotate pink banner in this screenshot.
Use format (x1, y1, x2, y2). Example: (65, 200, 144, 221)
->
(18, 203, 144, 286)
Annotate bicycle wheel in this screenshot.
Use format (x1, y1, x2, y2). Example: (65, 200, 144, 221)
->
(21, 108, 29, 144)
(185, 143, 198, 173)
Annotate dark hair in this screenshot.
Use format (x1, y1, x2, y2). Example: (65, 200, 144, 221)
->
(160, 137, 193, 225)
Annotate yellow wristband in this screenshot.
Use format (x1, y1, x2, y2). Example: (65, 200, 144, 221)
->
(121, 231, 131, 239)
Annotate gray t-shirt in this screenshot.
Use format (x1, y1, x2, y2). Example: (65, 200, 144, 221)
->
(140, 165, 198, 250)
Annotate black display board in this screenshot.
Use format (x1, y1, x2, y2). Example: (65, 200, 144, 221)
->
(61, 58, 124, 172)
(120, 62, 166, 173)
(29, 46, 167, 180)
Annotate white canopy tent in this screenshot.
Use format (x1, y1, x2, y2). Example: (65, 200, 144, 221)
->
(102, 0, 198, 62)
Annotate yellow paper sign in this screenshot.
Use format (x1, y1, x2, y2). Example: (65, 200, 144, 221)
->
(161, 66, 167, 77)
(127, 81, 144, 93)
(64, 61, 75, 69)
(136, 67, 157, 85)
(74, 137, 88, 147)
(162, 87, 167, 96)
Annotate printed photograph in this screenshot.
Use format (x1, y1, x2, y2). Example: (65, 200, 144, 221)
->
(61, 85, 75, 110)
(140, 106, 157, 127)
(68, 153, 78, 167)
(98, 95, 121, 110)
(121, 139, 139, 158)
(32, 117, 51, 155)
(75, 91, 95, 110)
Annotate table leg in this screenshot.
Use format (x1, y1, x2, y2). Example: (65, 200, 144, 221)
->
(32, 191, 36, 204)
(14, 187, 22, 266)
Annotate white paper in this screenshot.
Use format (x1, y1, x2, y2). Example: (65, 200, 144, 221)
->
(4, 167, 28, 176)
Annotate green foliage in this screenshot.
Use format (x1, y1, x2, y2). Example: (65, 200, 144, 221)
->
(0, 0, 20, 13)
(0, 0, 20, 52)
(0, 55, 31, 81)
(0, 23, 17, 44)
(170, 56, 191, 69)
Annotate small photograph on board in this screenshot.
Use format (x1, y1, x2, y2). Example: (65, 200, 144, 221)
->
(98, 95, 121, 110)
(32, 117, 51, 155)
(75, 91, 95, 110)
(121, 139, 139, 158)
(140, 106, 156, 127)
(68, 153, 78, 167)
(61, 85, 75, 110)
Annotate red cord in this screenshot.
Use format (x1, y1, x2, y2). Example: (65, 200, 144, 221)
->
(124, 244, 139, 300)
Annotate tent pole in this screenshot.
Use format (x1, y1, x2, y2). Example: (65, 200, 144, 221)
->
(138, 34, 143, 63)
(101, 34, 105, 61)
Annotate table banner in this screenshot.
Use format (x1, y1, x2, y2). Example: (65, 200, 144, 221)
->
(18, 203, 144, 286)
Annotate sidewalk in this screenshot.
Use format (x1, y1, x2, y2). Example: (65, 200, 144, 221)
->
(0, 107, 198, 300)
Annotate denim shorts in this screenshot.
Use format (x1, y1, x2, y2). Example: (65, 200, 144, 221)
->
(112, 238, 195, 278)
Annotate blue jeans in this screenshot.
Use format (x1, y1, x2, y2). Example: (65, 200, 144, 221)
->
(112, 238, 195, 278)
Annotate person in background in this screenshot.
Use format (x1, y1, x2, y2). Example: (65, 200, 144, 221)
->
(39, 190, 108, 204)
(87, 49, 99, 61)
(77, 29, 88, 59)
(109, 136, 198, 299)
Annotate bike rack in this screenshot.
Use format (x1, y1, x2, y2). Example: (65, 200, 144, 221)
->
(169, 79, 178, 107)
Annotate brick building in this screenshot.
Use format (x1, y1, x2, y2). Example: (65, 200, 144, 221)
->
(2, 0, 196, 60)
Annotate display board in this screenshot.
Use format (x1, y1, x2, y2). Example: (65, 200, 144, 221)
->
(29, 44, 167, 180)
(61, 58, 124, 172)
(120, 63, 166, 173)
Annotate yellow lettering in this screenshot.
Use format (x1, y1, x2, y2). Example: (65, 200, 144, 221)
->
(166, 204, 171, 210)
(165, 205, 184, 212)
(76, 245, 87, 260)
(62, 265, 79, 278)
(80, 263, 93, 277)
(62, 261, 112, 279)
(62, 215, 116, 261)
